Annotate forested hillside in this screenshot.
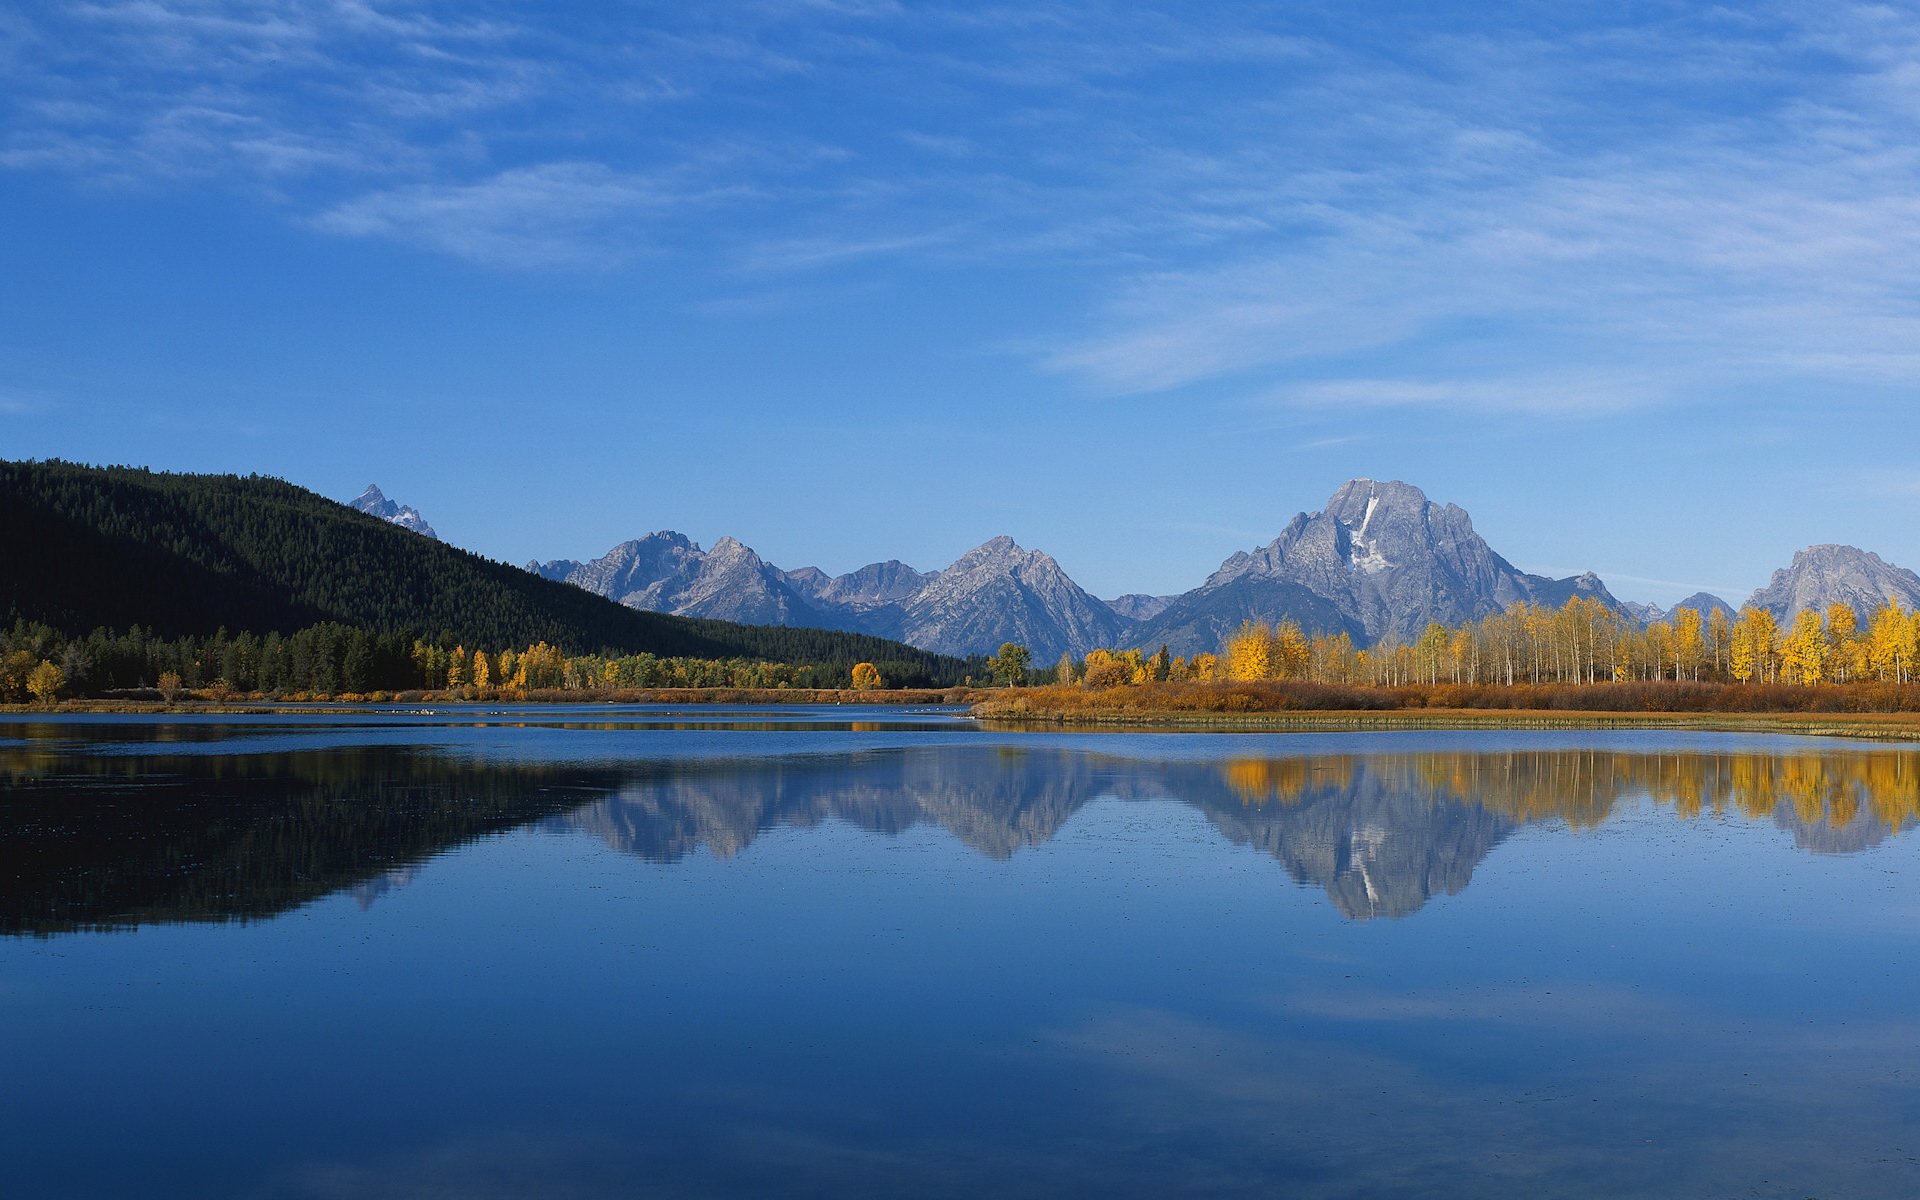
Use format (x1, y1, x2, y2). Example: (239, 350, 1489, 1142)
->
(0, 461, 966, 682)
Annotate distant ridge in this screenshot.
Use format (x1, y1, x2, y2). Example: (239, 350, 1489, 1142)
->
(0, 460, 967, 681)
(1630, 593, 1737, 625)
(526, 483, 1920, 658)
(533, 480, 1635, 657)
(536, 533, 1126, 659)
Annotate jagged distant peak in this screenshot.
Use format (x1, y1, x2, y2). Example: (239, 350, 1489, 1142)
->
(947, 535, 1051, 573)
(1326, 476, 1429, 512)
(1748, 543, 1920, 617)
(1785, 543, 1891, 570)
(810, 559, 932, 608)
(1673, 592, 1736, 618)
(612, 529, 701, 553)
(349, 483, 437, 540)
(1135, 478, 1622, 653)
(1106, 593, 1176, 622)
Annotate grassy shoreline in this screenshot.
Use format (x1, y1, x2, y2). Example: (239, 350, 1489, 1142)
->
(11, 682, 1920, 741)
(0, 686, 984, 716)
(967, 704, 1920, 739)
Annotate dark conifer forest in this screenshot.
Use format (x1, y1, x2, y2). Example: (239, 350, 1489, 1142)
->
(1, 460, 968, 689)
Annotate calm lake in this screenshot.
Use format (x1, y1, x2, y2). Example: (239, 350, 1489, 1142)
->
(4, 706, 1919, 1198)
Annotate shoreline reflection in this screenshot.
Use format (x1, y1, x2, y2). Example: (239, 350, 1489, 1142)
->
(4, 740, 1916, 933)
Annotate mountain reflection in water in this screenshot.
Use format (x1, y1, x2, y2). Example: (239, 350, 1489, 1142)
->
(4, 741, 1917, 933)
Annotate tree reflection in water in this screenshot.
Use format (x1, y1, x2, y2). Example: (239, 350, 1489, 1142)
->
(4, 738, 1916, 933)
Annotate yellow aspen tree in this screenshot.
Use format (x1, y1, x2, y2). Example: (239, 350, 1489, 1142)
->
(26, 660, 64, 703)
(850, 662, 882, 689)
(1734, 608, 1777, 683)
(472, 651, 492, 688)
(1446, 628, 1474, 684)
(1707, 608, 1734, 678)
(0, 650, 36, 701)
(1824, 604, 1861, 683)
(1081, 649, 1113, 683)
(1905, 609, 1920, 684)
(1672, 607, 1704, 682)
(1780, 609, 1826, 683)
(1225, 621, 1274, 681)
(1730, 611, 1759, 682)
(1757, 608, 1781, 682)
(1867, 603, 1904, 681)
(1191, 652, 1220, 682)
(1274, 620, 1310, 679)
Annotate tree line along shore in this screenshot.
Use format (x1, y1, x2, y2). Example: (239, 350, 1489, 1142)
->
(0, 619, 981, 706)
(10, 596, 1920, 718)
(1049, 598, 1920, 690)
(966, 600, 1920, 723)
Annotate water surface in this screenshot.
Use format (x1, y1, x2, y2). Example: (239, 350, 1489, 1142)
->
(3, 706, 1918, 1197)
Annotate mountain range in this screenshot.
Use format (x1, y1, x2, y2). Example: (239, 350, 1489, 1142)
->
(524, 479, 1633, 658)
(529, 531, 1130, 661)
(366, 478, 1920, 659)
(0, 461, 970, 684)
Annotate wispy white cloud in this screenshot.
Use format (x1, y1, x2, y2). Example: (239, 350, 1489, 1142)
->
(309, 161, 742, 267)
(1266, 375, 1668, 418)
(15, 0, 1920, 425)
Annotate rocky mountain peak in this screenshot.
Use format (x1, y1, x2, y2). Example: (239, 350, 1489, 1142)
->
(1673, 592, 1736, 621)
(526, 530, 831, 628)
(807, 560, 932, 609)
(782, 565, 833, 598)
(872, 537, 1129, 660)
(350, 484, 437, 539)
(1133, 479, 1622, 653)
(1747, 544, 1920, 618)
(948, 535, 1037, 573)
(1323, 478, 1435, 525)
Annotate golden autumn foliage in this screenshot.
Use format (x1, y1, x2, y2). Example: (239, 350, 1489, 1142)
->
(25, 660, 64, 703)
(1214, 748, 1920, 833)
(1054, 597, 1920, 693)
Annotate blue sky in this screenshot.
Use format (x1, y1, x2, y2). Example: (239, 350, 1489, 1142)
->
(7, 1, 1920, 606)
